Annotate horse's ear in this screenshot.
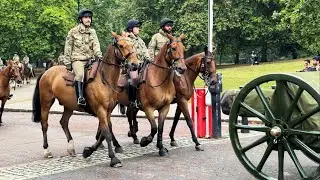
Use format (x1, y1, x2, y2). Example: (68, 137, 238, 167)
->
(7, 60, 12, 66)
(167, 34, 174, 41)
(179, 34, 185, 41)
(111, 32, 120, 39)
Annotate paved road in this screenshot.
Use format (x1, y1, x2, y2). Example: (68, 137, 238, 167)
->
(0, 112, 319, 180)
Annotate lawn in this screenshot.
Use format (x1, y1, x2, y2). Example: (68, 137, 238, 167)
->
(194, 58, 306, 90)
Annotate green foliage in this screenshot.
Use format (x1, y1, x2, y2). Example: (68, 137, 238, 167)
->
(0, 0, 315, 65)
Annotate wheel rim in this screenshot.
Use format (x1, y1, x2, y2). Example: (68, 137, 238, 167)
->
(229, 73, 320, 180)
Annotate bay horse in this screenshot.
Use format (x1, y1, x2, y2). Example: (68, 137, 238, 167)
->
(92, 34, 187, 157)
(0, 60, 22, 126)
(32, 32, 139, 167)
(125, 47, 217, 150)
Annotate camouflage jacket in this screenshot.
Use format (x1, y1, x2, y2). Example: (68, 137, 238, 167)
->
(0, 58, 3, 66)
(57, 54, 65, 65)
(126, 32, 152, 63)
(64, 24, 102, 65)
(13, 55, 20, 63)
(22, 56, 29, 64)
(148, 29, 170, 58)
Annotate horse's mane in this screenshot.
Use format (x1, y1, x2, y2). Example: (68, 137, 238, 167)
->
(185, 53, 204, 64)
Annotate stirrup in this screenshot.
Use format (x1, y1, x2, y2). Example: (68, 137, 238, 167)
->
(77, 97, 86, 106)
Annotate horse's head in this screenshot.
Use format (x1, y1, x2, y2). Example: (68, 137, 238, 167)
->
(200, 47, 217, 87)
(7, 60, 22, 83)
(111, 32, 139, 71)
(167, 34, 187, 76)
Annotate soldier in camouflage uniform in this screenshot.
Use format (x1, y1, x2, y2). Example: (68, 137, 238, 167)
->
(57, 53, 65, 65)
(125, 19, 152, 63)
(0, 57, 4, 69)
(13, 53, 20, 65)
(124, 19, 152, 107)
(64, 8, 103, 106)
(148, 18, 174, 58)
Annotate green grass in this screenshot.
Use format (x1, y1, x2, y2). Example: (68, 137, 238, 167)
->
(194, 58, 305, 90)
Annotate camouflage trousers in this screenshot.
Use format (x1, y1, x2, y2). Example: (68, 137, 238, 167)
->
(72, 60, 88, 82)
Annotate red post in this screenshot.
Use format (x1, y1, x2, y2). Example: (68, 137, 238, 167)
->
(196, 88, 206, 138)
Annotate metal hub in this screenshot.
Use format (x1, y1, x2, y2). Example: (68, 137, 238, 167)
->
(270, 126, 282, 137)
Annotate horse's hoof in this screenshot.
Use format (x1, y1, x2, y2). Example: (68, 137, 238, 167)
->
(83, 147, 94, 158)
(115, 146, 123, 153)
(127, 131, 132, 137)
(159, 147, 169, 157)
(140, 137, 150, 147)
(97, 143, 105, 150)
(67, 148, 76, 157)
(44, 151, 53, 158)
(170, 141, 178, 147)
(195, 145, 204, 151)
(133, 138, 140, 144)
(110, 157, 122, 168)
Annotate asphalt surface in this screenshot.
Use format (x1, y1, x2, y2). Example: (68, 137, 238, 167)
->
(0, 112, 319, 180)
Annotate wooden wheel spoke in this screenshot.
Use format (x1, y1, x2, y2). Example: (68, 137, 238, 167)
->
(286, 129, 320, 136)
(278, 143, 284, 180)
(289, 107, 320, 128)
(256, 140, 274, 172)
(255, 86, 276, 120)
(240, 135, 269, 153)
(284, 87, 304, 122)
(289, 137, 320, 163)
(281, 138, 307, 178)
(235, 125, 269, 133)
(240, 102, 270, 123)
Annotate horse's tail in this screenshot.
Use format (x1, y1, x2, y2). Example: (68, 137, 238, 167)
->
(32, 73, 43, 123)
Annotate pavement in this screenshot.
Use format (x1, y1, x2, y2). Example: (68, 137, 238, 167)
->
(0, 112, 318, 180)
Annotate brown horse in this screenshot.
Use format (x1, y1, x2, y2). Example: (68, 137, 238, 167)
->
(0, 60, 22, 125)
(32, 32, 139, 167)
(92, 34, 187, 157)
(125, 47, 217, 150)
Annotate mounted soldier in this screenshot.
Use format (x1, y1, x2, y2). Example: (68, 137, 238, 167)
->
(12, 53, 20, 66)
(148, 18, 174, 58)
(0, 57, 4, 70)
(123, 19, 152, 107)
(22, 55, 34, 76)
(63, 8, 103, 107)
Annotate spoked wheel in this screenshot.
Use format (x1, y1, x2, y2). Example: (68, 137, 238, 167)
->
(229, 73, 320, 180)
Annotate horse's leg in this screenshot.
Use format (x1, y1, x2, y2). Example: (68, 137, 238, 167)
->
(179, 100, 203, 151)
(126, 107, 140, 144)
(41, 100, 53, 158)
(83, 111, 121, 167)
(108, 122, 123, 153)
(169, 105, 182, 147)
(59, 108, 76, 156)
(140, 108, 157, 147)
(157, 105, 170, 156)
(0, 99, 7, 126)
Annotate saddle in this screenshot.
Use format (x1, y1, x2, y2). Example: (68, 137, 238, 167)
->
(62, 59, 100, 86)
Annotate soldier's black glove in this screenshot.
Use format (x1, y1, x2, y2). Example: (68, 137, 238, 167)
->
(65, 64, 72, 71)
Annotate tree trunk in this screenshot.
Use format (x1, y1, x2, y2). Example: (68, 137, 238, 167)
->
(234, 52, 240, 64)
(261, 43, 268, 62)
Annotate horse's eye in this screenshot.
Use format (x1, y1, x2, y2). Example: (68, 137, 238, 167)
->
(172, 47, 176, 51)
(119, 45, 124, 48)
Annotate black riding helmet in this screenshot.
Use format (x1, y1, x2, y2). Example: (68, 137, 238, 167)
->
(78, 8, 93, 22)
(126, 19, 142, 31)
(160, 18, 174, 27)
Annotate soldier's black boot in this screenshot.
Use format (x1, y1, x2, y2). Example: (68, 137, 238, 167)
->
(75, 81, 86, 106)
(129, 85, 139, 108)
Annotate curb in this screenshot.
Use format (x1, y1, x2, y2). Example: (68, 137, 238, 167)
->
(4, 108, 262, 124)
